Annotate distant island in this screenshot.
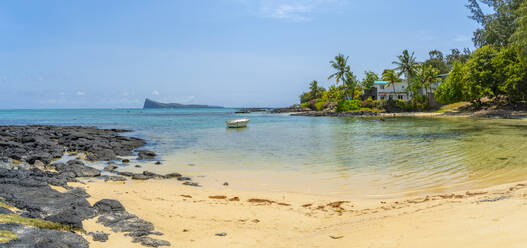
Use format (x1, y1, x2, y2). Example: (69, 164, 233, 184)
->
(143, 98, 223, 109)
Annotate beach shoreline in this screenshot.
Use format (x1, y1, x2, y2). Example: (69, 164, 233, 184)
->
(77, 176, 527, 247)
(2, 123, 527, 247)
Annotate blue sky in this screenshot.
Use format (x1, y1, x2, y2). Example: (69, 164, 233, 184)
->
(0, 0, 478, 109)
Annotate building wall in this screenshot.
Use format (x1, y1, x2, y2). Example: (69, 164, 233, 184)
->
(374, 81, 442, 101)
(374, 81, 409, 101)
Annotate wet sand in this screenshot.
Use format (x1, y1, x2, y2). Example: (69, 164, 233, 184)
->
(77, 179, 527, 247)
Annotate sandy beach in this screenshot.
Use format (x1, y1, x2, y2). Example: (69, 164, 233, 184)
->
(76, 177, 527, 248)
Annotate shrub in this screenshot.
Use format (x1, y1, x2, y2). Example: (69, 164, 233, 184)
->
(336, 100, 361, 112)
(361, 97, 381, 109)
(314, 100, 325, 111)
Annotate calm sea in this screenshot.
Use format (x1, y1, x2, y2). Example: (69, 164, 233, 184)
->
(1, 108, 527, 197)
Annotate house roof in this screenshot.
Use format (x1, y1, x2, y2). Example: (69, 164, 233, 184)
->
(374, 81, 389, 85)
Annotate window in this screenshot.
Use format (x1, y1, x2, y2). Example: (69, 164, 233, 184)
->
(380, 85, 384, 89)
(398, 95, 403, 100)
(380, 96, 385, 100)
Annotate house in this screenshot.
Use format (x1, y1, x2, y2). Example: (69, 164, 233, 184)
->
(373, 81, 410, 101)
(373, 79, 444, 101)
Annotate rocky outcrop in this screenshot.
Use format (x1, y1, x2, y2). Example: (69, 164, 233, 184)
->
(271, 106, 311, 113)
(0, 126, 176, 247)
(143, 98, 223, 109)
(0, 125, 146, 163)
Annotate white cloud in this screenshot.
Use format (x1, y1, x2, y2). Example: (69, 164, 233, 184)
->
(76, 91, 86, 96)
(121, 92, 129, 96)
(152, 90, 160, 96)
(236, 0, 347, 22)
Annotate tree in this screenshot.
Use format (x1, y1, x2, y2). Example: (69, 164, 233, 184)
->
(446, 48, 472, 67)
(309, 80, 325, 99)
(415, 64, 441, 95)
(510, 0, 527, 62)
(382, 69, 401, 96)
(299, 92, 312, 104)
(329, 53, 356, 99)
(361, 71, 379, 89)
(424, 50, 449, 74)
(328, 54, 350, 85)
(466, 0, 522, 47)
(393, 50, 419, 96)
(435, 62, 469, 104)
(436, 45, 527, 106)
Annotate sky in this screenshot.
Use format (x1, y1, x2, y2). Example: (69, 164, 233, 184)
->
(0, 0, 479, 109)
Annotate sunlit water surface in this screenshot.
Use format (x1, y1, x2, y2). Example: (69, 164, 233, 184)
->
(1, 108, 527, 197)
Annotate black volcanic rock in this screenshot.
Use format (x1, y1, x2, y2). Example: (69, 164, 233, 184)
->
(143, 98, 223, 109)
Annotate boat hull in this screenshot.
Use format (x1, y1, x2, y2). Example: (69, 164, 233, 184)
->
(226, 118, 249, 128)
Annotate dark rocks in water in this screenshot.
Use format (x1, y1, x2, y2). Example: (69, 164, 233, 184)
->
(0, 223, 90, 248)
(104, 164, 118, 172)
(271, 106, 311, 113)
(223, 182, 229, 186)
(0, 125, 146, 163)
(94, 199, 126, 214)
(137, 150, 156, 160)
(164, 172, 181, 178)
(87, 231, 109, 242)
(155, 161, 162, 165)
(122, 159, 130, 163)
(215, 232, 227, 236)
(135, 164, 142, 168)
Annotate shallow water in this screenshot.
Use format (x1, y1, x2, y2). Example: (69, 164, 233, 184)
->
(1, 108, 527, 197)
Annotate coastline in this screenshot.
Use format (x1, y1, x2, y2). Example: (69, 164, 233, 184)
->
(77, 177, 527, 247)
(2, 123, 527, 247)
(288, 109, 527, 120)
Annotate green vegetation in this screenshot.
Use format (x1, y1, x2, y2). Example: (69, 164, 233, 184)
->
(299, 0, 527, 113)
(0, 230, 17, 243)
(436, 0, 527, 107)
(0, 214, 79, 232)
(435, 102, 471, 113)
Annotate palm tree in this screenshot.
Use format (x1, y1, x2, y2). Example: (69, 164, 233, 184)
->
(382, 69, 401, 98)
(416, 64, 441, 96)
(328, 54, 350, 84)
(393, 50, 419, 97)
(329, 54, 352, 99)
(309, 80, 321, 99)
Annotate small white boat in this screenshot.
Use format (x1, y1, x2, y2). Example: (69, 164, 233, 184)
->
(226, 118, 249, 128)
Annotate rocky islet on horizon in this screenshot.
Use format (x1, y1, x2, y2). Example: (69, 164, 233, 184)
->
(0, 125, 198, 247)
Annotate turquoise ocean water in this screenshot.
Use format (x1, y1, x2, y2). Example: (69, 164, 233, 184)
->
(2, 108, 527, 196)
